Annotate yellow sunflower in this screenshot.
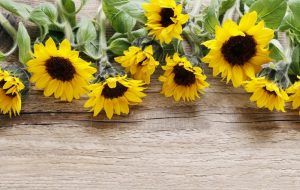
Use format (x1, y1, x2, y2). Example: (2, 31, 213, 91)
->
(143, 0, 189, 44)
(202, 11, 274, 87)
(159, 53, 209, 101)
(286, 76, 300, 115)
(27, 38, 97, 102)
(0, 68, 25, 116)
(244, 77, 289, 112)
(84, 75, 146, 119)
(114, 45, 159, 84)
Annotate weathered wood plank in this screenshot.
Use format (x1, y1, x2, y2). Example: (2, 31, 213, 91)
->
(0, 0, 300, 189)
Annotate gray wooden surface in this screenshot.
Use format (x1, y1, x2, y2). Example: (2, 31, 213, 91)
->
(0, 0, 300, 189)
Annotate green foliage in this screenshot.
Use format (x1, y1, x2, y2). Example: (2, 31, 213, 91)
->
(219, 0, 236, 16)
(16, 22, 31, 64)
(76, 17, 97, 46)
(269, 40, 285, 62)
(280, 0, 300, 43)
(250, 0, 287, 29)
(108, 38, 131, 55)
(0, 0, 32, 19)
(289, 46, 300, 76)
(203, 1, 220, 34)
(102, 0, 146, 33)
(60, 0, 76, 27)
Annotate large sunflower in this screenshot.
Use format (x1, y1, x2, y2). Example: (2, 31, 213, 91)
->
(143, 0, 189, 44)
(114, 45, 159, 84)
(287, 76, 300, 115)
(159, 53, 209, 101)
(0, 68, 25, 116)
(244, 77, 289, 112)
(84, 75, 146, 119)
(27, 38, 97, 102)
(202, 11, 274, 87)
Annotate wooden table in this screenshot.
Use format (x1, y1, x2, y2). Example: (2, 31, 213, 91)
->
(0, 0, 299, 189)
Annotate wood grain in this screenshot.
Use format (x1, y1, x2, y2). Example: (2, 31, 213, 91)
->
(0, 0, 300, 189)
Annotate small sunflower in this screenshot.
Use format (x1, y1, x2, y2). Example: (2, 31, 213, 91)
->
(0, 68, 25, 116)
(286, 76, 300, 115)
(27, 38, 97, 102)
(143, 0, 189, 44)
(244, 77, 289, 112)
(159, 53, 209, 101)
(114, 45, 159, 84)
(202, 11, 274, 87)
(84, 75, 146, 119)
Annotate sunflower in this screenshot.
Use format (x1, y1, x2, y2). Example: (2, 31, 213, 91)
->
(114, 45, 159, 84)
(159, 53, 209, 101)
(143, 0, 189, 44)
(27, 38, 97, 102)
(0, 68, 25, 116)
(286, 76, 300, 115)
(84, 75, 146, 119)
(202, 11, 274, 87)
(244, 77, 289, 112)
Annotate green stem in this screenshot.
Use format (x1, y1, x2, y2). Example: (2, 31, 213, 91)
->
(0, 13, 17, 40)
(97, 3, 112, 69)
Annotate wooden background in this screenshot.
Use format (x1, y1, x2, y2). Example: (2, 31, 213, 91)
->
(0, 0, 300, 189)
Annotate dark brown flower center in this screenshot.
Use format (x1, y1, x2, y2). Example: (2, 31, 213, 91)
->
(45, 57, 76, 81)
(0, 80, 16, 97)
(173, 65, 196, 86)
(160, 8, 174, 27)
(221, 35, 256, 65)
(102, 82, 128, 99)
(263, 87, 277, 96)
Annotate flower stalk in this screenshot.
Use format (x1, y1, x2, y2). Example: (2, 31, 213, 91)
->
(0, 13, 17, 40)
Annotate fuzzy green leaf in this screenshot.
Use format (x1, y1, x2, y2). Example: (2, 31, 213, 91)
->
(108, 38, 131, 55)
(0, 0, 32, 19)
(17, 22, 31, 64)
(279, 0, 300, 43)
(289, 46, 300, 76)
(203, 2, 220, 34)
(219, 0, 236, 16)
(38, 3, 58, 22)
(269, 40, 285, 61)
(61, 0, 76, 27)
(102, 0, 137, 33)
(76, 17, 97, 46)
(250, 0, 287, 29)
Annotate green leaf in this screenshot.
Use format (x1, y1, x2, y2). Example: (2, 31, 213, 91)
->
(102, 0, 137, 33)
(0, 0, 32, 19)
(250, 0, 287, 29)
(76, 17, 97, 46)
(108, 38, 131, 55)
(269, 40, 285, 61)
(279, 0, 300, 43)
(203, 3, 220, 34)
(84, 40, 101, 60)
(219, 0, 236, 16)
(242, 0, 256, 7)
(115, 2, 147, 24)
(29, 8, 52, 26)
(61, 0, 76, 27)
(17, 22, 31, 64)
(0, 51, 5, 61)
(289, 46, 300, 76)
(38, 3, 58, 22)
(129, 28, 148, 42)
